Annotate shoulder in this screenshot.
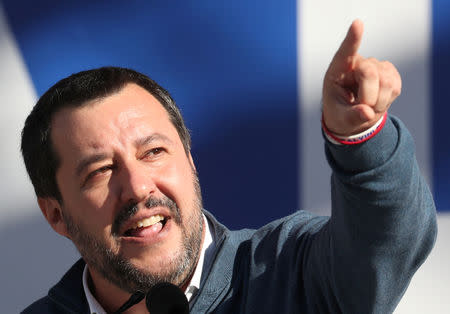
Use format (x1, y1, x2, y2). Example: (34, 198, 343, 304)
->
(206, 208, 329, 246)
(251, 210, 329, 240)
(223, 210, 329, 255)
(21, 259, 88, 314)
(21, 296, 59, 314)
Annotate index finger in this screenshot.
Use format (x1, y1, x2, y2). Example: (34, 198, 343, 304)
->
(334, 19, 364, 63)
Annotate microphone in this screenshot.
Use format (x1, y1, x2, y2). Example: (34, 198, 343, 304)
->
(146, 282, 189, 314)
(113, 282, 189, 314)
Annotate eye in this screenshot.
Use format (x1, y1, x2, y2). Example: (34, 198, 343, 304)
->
(84, 165, 113, 184)
(143, 147, 165, 159)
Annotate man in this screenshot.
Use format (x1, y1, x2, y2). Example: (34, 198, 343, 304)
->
(22, 20, 436, 313)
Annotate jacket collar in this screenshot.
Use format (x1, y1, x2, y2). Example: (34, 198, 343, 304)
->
(190, 210, 237, 313)
(48, 258, 90, 313)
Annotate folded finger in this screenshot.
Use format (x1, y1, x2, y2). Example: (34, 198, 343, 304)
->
(355, 58, 379, 106)
(374, 61, 402, 112)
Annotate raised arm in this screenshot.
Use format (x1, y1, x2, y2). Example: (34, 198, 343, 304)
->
(302, 20, 437, 313)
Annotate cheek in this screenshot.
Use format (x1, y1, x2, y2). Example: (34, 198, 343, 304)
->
(57, 167, 113, 217)
(83, 185, 116, 210)
(155, 157, 196, 211)
(63, 187, 117, 236)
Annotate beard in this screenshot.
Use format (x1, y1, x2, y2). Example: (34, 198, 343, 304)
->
(62, 174, 204, 294)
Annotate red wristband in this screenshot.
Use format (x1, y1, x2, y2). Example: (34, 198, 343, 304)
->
(322, 112, 388, 145)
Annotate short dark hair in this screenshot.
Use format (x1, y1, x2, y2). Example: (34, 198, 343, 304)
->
(21, 67, 191, 201)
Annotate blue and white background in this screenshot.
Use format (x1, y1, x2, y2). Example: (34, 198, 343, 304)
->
(0, 0, 448, 312)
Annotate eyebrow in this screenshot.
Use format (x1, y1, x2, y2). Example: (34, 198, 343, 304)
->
(75, 133, 174, 177)
(75, 153, 109, 177)
(134, 133, 173, 147)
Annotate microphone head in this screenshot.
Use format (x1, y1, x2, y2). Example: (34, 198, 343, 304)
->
(145, 282, 189, 314)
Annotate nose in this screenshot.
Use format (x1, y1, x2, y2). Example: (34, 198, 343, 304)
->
(118, 161, 154, 204)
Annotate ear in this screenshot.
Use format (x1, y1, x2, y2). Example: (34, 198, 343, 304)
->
(188, 152, 196, 172)
(37, 197, 70, 238)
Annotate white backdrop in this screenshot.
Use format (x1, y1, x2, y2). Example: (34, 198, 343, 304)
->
(298, 1, 449, 312)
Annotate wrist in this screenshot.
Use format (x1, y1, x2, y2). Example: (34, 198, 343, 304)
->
(322, 112, 387, 145)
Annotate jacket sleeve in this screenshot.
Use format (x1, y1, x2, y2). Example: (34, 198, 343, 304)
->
(303, 116, 437, 313)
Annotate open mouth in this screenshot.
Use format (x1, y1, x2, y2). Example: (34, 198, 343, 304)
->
(123, 214, 169, 237)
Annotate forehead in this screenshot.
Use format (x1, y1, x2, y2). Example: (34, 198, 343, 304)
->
(50, 83, 178, 159)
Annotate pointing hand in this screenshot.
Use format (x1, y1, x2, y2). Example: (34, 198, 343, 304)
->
(322, 20, 402, 136)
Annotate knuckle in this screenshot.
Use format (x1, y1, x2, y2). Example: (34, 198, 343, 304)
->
(378, 62, 402, 94)
(358, 62, 379, 80)
(381, 60, 394, 69)
(392, 76, 402, 96)
(379, 76, 394, 89)
(393, 84, 402, 96)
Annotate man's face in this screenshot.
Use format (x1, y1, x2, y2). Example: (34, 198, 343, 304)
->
(50, 83, 203, 293)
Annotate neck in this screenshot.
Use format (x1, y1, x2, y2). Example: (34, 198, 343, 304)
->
(87, 267, 148, 313)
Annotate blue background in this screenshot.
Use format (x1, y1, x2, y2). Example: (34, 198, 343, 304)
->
(432, 0, 450, 211)
(2, 0, 299, 228)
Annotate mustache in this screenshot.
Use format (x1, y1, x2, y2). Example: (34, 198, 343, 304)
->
(111, 196, 181, 236)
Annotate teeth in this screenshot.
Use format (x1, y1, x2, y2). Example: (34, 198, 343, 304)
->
(131, 215, 164, 230)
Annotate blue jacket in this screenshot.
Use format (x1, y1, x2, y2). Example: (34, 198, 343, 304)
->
(23, 117, 437, 313)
